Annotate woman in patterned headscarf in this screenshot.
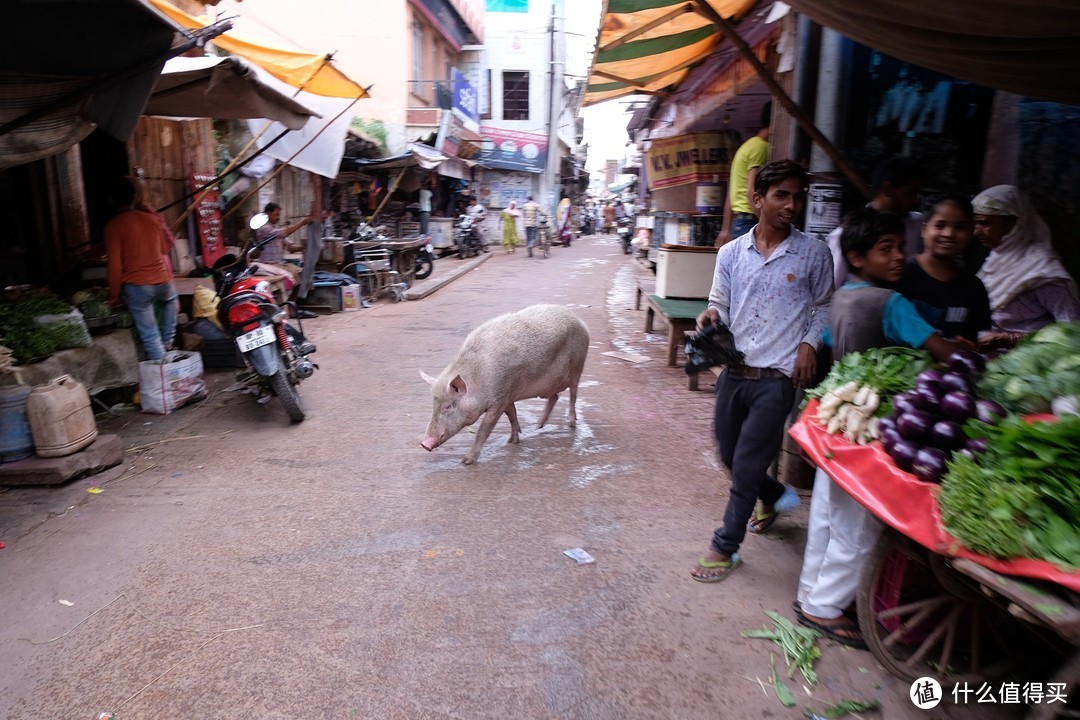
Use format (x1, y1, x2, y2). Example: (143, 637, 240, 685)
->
(972, 185, 1079, 334)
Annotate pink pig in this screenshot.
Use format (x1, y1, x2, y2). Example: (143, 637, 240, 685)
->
(420, 304, 589, 464)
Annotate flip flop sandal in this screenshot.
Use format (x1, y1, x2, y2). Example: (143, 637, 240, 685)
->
(747, 487, 802, 534)
(690, 553, 741, 583)
(795, 610, 867, 650)
(746, 510, 777, 534)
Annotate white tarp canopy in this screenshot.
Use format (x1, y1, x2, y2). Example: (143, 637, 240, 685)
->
(245, 63, 360, 179)
(145, 55, 318, 131)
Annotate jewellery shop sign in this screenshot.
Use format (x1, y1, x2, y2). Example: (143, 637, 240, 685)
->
(646, 133, 739, 190)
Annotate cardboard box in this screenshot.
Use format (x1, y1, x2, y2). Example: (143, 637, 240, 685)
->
(340, 284, 362, 312)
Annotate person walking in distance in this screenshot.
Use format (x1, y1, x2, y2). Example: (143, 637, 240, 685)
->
(104, 176, 179, 361)
(690, 159, 833, 583)
(418, 178, 433, 236)
(523, 196, 541, 257)
(717, 101, 772, 246)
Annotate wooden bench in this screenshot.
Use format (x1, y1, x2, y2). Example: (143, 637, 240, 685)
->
(635, 276, 656, 311)
(642, 294, 708, 367)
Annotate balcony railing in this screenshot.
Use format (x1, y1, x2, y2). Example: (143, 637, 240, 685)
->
(408, 80, 452, 109)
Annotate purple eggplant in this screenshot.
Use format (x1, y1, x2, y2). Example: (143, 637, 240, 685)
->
(897, 409, 933, 441)
(948, 349, 987, 376)
(929, 419, 964, 450)
(912, 447, 949, 483)
(877, 416, 898, 437)
(965, 437, 989, 454)
(915, 369, 946, 396)
(974, 399, 1006, 425)
(880, 428, 902, 454)
(939, 391, 977, 422)
(940, 372, 973, 395)
(910, 388, 942, 414)
(892, 392, 918, 417)
(889, 439, 920, 472)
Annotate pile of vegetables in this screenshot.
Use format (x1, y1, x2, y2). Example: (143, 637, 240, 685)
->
(980, 321, 1080, 414)
(940, 415, 1080, 569)
(71, 288, 112, 320)
(815, 381, 882, 444)
(879, 350, 1005, 483)
(808, 347, 932, 444)
(0, 290, 85, 364)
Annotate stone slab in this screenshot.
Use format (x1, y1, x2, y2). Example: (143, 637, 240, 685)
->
(0, 434, 123, 486)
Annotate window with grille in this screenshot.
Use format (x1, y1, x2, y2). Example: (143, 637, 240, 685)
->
(502, 71, 529, 121)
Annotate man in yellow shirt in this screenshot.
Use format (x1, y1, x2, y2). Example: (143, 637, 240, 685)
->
(717, 101, 771, 246)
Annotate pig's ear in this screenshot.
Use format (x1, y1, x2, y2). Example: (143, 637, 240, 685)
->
(419, 369, 437, 387)
(449, 374, 467, 394)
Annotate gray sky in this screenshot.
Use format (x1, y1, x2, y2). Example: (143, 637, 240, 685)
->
(564, 0, 637, 172)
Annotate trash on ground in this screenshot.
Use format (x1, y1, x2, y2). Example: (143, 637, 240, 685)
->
(58, 599, 74, 606)
(600, 351, 650, 364)
(562, 548, 595, 564)
(770, 654, 797, 707)
(87, 487, 103, 494)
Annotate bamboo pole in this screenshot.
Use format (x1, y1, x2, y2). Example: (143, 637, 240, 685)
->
(692, 0, 869, 199)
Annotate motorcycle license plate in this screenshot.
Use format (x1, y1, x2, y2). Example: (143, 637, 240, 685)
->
(236, 325, 275, 352)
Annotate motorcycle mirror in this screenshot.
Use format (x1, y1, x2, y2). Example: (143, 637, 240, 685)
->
(249, 213, 269, 231)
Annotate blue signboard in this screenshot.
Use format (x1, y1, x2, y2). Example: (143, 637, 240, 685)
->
(486, 0, 528, 11)
(451, 68, 480, 130)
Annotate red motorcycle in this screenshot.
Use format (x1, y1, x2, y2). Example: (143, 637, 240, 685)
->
(212, 213, 317, 422)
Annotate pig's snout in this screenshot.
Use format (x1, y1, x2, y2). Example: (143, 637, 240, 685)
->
(421, 436, 441, 452)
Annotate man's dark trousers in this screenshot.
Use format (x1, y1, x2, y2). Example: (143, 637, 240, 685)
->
(710, 372, 795, 556)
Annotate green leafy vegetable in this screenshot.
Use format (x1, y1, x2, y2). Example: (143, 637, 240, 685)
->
(980, 322, 1080, 414)
(742, 611, 822, 684)
(770, 654, 797, 708)
(816, 698, 882, 717)
(940, 415, 1080, 568)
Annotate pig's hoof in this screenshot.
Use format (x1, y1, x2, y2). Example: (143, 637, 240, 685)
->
(568, 419, 577, 429)
(462, 456, 477, 465)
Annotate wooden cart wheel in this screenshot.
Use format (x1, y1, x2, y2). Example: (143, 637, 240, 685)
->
(1026, 652, 1080, 720)
(856, 530, 1032, 683)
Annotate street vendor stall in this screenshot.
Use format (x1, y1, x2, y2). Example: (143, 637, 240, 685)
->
(787, 329, 1080, 701)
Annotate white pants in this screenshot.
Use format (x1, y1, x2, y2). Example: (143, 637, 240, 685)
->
(797, 468, 883, 619)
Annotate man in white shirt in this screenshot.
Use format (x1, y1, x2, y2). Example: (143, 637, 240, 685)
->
(418, 180, 433, 236)
(690, 159, 833, 584)
(466, 196, 488, 251)
(827, 157, 921, 289)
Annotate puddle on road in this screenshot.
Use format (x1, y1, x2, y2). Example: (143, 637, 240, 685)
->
(605, 264, 648, 359)
(568, 463, 633, 489)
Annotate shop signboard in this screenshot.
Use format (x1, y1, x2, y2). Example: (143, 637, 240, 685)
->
(451, 68, 479, 132)
(476, 125, 547, 174)
(190, 172, 225, 267)
(646, 133, 740, 190)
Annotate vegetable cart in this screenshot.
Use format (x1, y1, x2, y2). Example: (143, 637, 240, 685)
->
(791, 402, 1080, 719)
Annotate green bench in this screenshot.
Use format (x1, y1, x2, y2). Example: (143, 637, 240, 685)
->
(642, 294, 708, 368)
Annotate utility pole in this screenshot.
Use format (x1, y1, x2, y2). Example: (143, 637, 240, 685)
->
(544, 0, 564, 218)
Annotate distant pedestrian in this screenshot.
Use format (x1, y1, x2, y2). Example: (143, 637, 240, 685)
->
(501, 201, 521, 253)
(418, 178, 433, 236)
(523, 196, 542, 257)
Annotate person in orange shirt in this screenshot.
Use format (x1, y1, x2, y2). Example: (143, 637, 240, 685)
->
(104, 177, 178, 361)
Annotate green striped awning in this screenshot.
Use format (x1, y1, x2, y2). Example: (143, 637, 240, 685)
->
(584, 0, 758, 107)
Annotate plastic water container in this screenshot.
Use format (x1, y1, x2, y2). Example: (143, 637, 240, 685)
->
(0, 385, 34, 462)
(27, 375, 98, 458)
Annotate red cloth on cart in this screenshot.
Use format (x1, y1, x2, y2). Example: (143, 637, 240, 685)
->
(790, 400, 1080, 594)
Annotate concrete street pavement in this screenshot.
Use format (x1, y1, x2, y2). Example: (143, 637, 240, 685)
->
(0, 235, 1026, 719)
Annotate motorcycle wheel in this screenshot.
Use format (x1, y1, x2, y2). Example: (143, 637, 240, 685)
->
(269, 368, 305, 422)
(414, 254, 434, 280)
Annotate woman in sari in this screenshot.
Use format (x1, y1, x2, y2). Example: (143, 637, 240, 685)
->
(972, 185, 1080, 337)
(556, 197, 573, 247)
(500, 201, 520, 253)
